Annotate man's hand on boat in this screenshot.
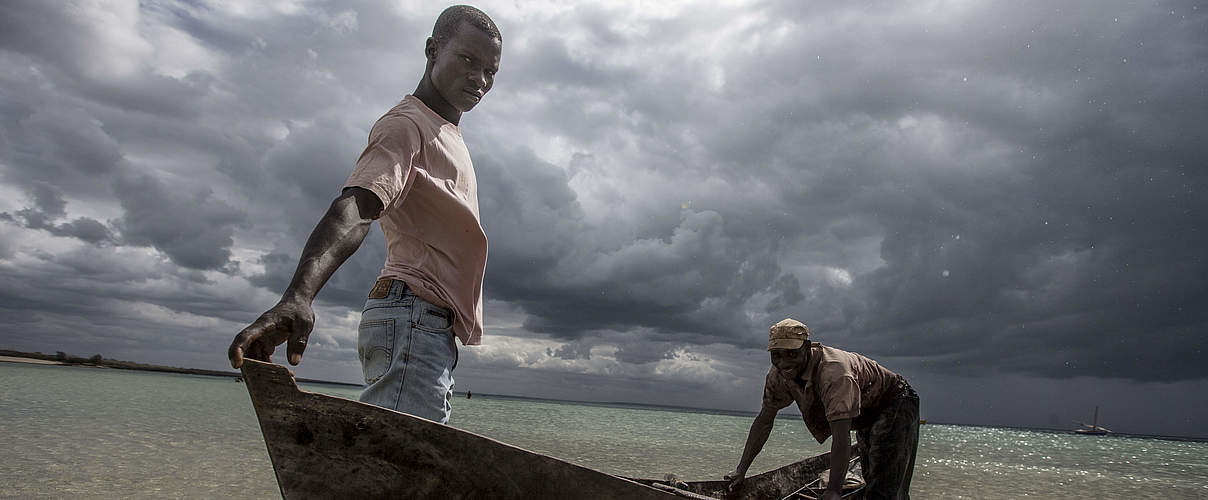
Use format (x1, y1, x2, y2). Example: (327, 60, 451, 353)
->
(228, 298, 316, 368)
(723, 468, 745, 491)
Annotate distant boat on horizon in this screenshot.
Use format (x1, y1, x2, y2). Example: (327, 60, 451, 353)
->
(1074, 406, 1112, 436)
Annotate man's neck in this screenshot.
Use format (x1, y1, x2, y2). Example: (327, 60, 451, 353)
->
(413, 77, 462, 126)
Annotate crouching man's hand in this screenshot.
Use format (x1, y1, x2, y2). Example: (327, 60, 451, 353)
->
(724, 468, 746, 491)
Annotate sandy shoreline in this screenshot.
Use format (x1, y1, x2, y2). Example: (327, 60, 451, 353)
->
(0, 355, 65, 365)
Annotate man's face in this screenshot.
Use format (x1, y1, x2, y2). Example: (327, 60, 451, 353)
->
(770, 347, 808, 378)
(428, 24, 501, 113)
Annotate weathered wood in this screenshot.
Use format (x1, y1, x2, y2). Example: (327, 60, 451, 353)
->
(240, 359, 860, 499)
(242, 359, 673, 499)
(649, 482, 719, 499)
(626, 451, 862, 500)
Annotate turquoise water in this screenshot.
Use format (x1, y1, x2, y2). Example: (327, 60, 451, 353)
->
(1, 362, 1205, 499)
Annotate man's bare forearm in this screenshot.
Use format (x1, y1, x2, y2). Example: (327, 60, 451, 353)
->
(736, 409, 776, 474)
(826, 418, 852, 496)
(227, 188, 379, 368)
(280, 189, 376, 304)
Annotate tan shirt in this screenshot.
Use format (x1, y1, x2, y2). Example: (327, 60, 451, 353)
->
(344, 95, 487, 345)
(762, 342, 904, 443)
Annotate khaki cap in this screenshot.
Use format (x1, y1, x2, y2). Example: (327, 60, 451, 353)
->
(768, 318, 809, 350)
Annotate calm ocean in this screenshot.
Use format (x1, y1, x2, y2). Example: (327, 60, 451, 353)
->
(1, 362, 1205, 499)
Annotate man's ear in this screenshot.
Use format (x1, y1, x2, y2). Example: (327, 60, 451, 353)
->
(424, 37, 438, 61)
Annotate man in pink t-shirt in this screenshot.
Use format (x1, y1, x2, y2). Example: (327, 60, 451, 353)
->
(229, 5, 501, 424)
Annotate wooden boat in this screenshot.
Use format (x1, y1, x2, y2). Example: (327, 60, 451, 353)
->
(240, 359, 863, 499)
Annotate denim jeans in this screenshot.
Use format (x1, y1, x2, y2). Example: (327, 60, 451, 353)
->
(357, 279, 458, 424)
(856, 383, 920, 500)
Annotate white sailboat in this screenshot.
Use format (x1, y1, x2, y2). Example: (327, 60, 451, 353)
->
(1074, 406, 1112, 435)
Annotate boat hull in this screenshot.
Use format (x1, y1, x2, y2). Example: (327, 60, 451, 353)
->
(240, 360, 859, 499)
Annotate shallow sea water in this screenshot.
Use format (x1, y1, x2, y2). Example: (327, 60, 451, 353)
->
(1, 362, 1205, 499)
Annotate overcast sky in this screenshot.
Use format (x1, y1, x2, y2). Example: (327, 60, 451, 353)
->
(1, 0, 1205, 437)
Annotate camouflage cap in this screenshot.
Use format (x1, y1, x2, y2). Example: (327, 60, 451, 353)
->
(768, 318, 809, 351)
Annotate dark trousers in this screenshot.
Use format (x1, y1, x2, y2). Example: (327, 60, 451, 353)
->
(856, 385, 920, 500)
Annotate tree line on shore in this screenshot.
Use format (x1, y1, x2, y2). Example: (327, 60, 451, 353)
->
(0, 349, 239, 378)
(0, 349, 362, 387)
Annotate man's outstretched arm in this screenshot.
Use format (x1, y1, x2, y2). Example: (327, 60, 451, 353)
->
(228, 187, 382, 368)
(726, 406, 777, 490)
(822, 418, 852, 500)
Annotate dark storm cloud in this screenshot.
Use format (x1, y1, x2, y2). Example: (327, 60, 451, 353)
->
(0, 80, 126, 188)
(0, 1, 135, 79)
(1, 0, 1206, 434)
(0, 64, 243, 266)
(111, 172, 244, 271)
(467, 0, 1208, 385)
(476, 142, 796, 343)
(0, 0, 390, 369)
(757, 2, 1208, 383)
(0, 182, 115, 244)
(0, 0, 402, 287)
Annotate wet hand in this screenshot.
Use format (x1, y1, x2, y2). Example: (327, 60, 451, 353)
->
(724, 468, 745, 491)
(228, 299, 315, 368)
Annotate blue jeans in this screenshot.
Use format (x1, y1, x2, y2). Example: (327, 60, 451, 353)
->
(357, 279, 458, 424)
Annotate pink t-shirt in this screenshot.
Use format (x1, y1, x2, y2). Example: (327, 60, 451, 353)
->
(344, 95, 487, 345)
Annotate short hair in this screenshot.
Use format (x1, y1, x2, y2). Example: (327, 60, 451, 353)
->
(432, 5, 501, 44)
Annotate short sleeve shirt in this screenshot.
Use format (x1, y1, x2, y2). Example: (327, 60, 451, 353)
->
(344, 95, 487, 345)
(762, 343, 904, 443)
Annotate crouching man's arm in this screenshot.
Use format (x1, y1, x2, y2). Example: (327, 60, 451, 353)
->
(822, 417, 852, 500)
(725, 406, 777, 491)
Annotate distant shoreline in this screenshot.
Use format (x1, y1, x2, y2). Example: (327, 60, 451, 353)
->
(4, 348, 1204, 442)
(0, 349, 362, 389)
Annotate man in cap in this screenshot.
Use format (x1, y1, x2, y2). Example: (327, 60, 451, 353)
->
(725, 319, 920, 499)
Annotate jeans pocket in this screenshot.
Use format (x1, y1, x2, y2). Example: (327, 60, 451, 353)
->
(358, 318, 395, 384)
(413, 303, 454, 333)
